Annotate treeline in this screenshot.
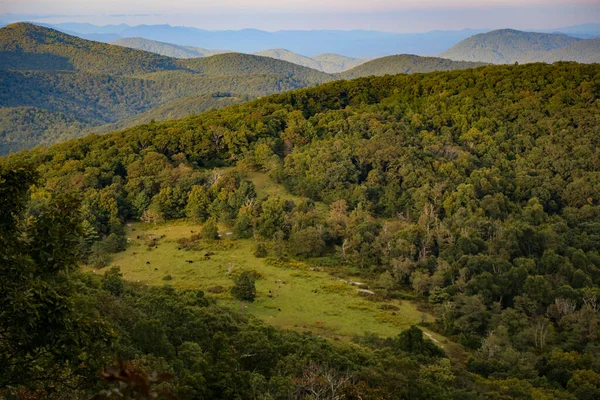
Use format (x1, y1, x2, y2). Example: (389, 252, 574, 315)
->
(2, 62, 600, 398)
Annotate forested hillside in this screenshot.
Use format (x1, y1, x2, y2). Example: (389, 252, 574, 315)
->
(180, 53, 332, 83)
(2, 62, 600, 399)
(0, 23, 180, 75)
(0, 23, 333, 154)
(252, 49, 369, 73)
(94, 93, 248, 133)
(339, 54, 486, 78)
(254, 48, 326, 71)
(0, 23, 494, 155)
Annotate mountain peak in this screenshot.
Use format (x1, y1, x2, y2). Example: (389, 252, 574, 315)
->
(440, 29, 582, 64)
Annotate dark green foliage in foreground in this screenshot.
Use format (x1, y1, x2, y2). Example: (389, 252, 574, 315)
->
(3, 62, 600, 398)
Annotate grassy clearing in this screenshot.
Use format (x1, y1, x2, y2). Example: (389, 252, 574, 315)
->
(86, 221, 434, 341)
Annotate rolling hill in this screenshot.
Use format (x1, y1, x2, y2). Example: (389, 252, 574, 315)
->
(0, 23, 503, 154)
(313, 53, 369, 73)
(339, 54, 486, 79)
(440, 29, 585, 64)
(179, 53, 332, 83)
(253, 48, 323, 71)
(110, 37, 370, 73)
(253, 49, 369, 73)
(0, 22, 180, 75)
(0, 23, 335, 154)
(541, 38, 600, 63)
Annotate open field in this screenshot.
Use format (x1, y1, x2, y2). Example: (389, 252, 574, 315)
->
(86, 220, 449, 343)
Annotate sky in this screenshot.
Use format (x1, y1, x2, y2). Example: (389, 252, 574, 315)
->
(1, 0, 599, 31)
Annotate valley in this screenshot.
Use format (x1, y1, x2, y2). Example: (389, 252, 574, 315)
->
(1, 9, 600, 397)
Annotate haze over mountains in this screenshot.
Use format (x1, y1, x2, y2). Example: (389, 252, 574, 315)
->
(40, 22, 492, 58)
(441, 29, 600, 64)
(110, 39, 369, 74)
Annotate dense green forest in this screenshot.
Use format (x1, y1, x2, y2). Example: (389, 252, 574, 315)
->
(0, 23, 500, 155)
(2, 61, 600, 399)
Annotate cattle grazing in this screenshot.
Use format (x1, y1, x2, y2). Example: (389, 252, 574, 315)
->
(186, 260, 194, 264)
(146, 261, 150, 264)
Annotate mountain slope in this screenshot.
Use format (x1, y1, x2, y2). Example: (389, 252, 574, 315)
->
(0, 23, 335, 154)
(180, 53, 333, 83)
(94, 93, 248, 133)
(312, 53, 368, 73)
(541, 38, 600, 63)
(0, 23, 180, 75)
(253, 48, 323, 71)
(111, 37, 229, 58)
(339, 54, 486, 79)
(440, 29, 581, 64)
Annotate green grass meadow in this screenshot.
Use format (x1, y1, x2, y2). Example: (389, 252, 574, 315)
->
(84, 172, 459, 353)
(87, 221, 446, 343)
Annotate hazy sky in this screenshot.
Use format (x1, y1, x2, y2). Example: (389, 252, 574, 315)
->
(1, 0, 599, 31)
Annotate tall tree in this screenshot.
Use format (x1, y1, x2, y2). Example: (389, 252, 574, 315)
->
(231, 271, 256, 311)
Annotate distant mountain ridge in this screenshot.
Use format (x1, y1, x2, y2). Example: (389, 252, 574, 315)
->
(441, 29, 600, 64)
(112, 37, 230, 58)
(339, 54, 486, 79)
(44, 22, 490, 58)
(110, 38, 370, 73)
